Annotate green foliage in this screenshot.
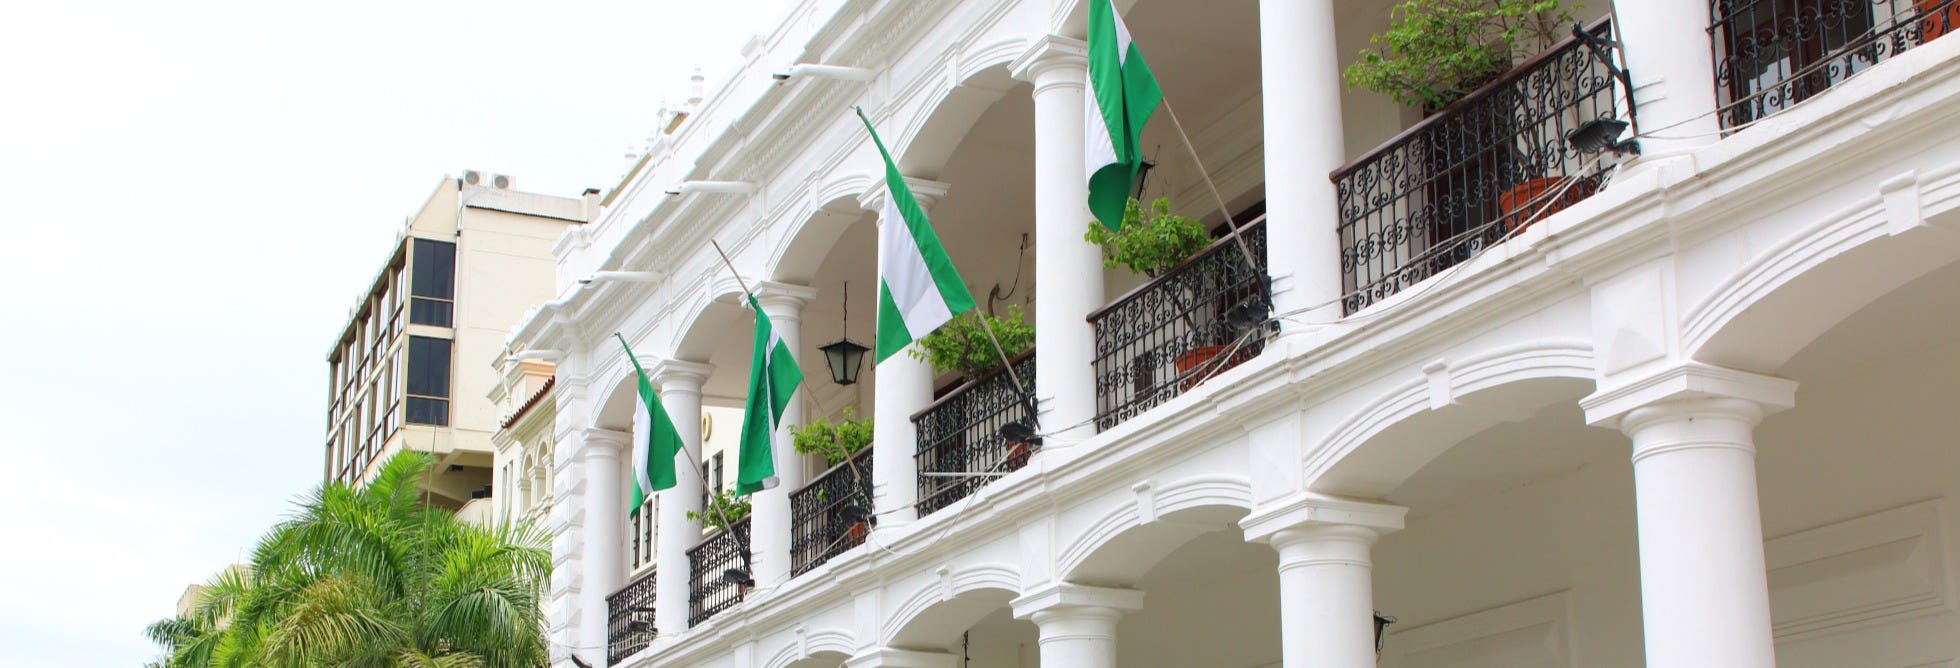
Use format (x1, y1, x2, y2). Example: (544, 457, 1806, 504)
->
(909, 305, 1036, 378)
(146, 451, 551, 668)
(1085, 197, 1213, 277)
(1343, 0, 1575, 109)
(688, 489, 753, 534)
(792, 406, 874, 466)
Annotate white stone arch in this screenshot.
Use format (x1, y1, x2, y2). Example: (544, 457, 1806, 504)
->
(760, 628, 856, 668)
(881, 563, 1022, 648)
(766, 173, 875, 285)
(1055, 475, 1254, 586)
(1305, 340, 1596, 497)
(884, 38, 1028, 179)
(585, 362, 644, 433)
(1684, 172, 1960, 373)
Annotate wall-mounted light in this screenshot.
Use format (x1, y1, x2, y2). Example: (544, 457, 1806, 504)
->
(1566, 118, 1640, 156)
(770, 63, 875, 83)
(663, 181, 757, 197)
(1375, 611, 1397, 654)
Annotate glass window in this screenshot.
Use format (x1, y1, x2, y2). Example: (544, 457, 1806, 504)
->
(411, 239, 456, 299)
(410, 298, 454, 327)
(405, 336, 452, 426)
(410, 239, 457, 327)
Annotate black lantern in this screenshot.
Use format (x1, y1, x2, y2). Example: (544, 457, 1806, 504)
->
(819, 281, 871, 385)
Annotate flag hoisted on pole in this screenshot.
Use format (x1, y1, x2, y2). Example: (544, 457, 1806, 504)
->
(855, 107, 977, 363)
(1085, 0, 1163, 231)
(735, 294, 803, 495)
(617, 333, 683, 518)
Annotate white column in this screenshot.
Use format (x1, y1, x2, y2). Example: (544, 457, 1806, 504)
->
(1010, 583, 1143, 668)
(578, 428, 630, 665)
(844, 648, 961, 668)
(651, 359, 713, 635)
(1242, 495, 1405, 668)
(861, 178, 951, 527)
(1011, 35, 1099, 444)
(1612, 0, 1721, 156)
(1259, 0, 1347, 328)
(1584, 365, 1795, 668)
(753, 281, 817, 588)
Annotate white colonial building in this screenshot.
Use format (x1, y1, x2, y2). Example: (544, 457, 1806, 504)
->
(505, 0, 1960, 666)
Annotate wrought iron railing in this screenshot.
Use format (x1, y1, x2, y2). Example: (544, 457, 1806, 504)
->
(1333, 18, 1630, 314)
(1711, 0, 1955, 128)
(1088, 220, 1273, 432)
(606, 569, 656, 665)
(913, 351, 1038, 517)
(686, 516, 751, 626)
(790, 446, 875, 576)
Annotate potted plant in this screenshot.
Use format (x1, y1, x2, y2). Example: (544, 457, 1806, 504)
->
(1923, 0, 1958, 42)
(1086, 197, 1235, 386)
(687, 489, 752, 535)
(910, 305, 1035, 380)
(792, 408, 876, 542)
(912, 307, 1037, 462)
(1345, 0, 1582, 233)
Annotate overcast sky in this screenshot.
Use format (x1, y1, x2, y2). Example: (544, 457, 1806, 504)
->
(0, 1, 790, 664)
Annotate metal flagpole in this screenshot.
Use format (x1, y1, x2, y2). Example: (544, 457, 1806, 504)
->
(1158, 96, 1262, 272)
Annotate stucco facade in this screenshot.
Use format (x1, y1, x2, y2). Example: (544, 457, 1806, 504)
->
(508, 1, 1960, 667)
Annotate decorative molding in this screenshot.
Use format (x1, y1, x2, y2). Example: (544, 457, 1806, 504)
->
(1386, 591, 1573, 668)
(1238, 492, 1406, 544)
(1580, 361, 1796, 427)
(1766, 499, 1952, 641)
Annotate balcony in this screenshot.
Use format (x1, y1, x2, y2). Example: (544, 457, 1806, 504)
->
(606, 569, 656, 666)
(912, 351, 1038, 517)
(790, 446, 874, 576)
(1088, 219, 1273, 432)
(686, 515, 751, 626)
(1334, 19, 1632, 314)
(1711, 0, 1957, 129)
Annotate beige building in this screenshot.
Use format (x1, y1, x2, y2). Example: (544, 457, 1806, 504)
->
(323, 172, 593, 507)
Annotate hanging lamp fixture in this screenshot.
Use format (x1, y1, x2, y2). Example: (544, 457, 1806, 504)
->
(817, 281, 871, 385)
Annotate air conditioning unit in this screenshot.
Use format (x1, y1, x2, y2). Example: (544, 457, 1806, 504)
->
(491, 174, 512, 189)
(462, 170, 483, 186)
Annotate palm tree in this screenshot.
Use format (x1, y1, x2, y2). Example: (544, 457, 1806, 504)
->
(149, 451, 551, 668)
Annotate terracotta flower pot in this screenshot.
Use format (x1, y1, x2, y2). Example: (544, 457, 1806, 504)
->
(1175, 345, 1230, 391)
(1498, 177, 1598, 233)
(1922, 0, 1959, 41)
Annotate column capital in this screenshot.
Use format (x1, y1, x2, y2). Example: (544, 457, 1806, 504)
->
(580, 427, 631, 458)
(859, 177, 952, 212)
(1581, 362, 1796, 430)
(1010, 582, 1144, 620)
(1239, 492, 1406, 545)
(650, 359, 715, 392)
(1009, 34, 1088, 88)
(844, 647, 961, 668)
(752, 280, 818, 313)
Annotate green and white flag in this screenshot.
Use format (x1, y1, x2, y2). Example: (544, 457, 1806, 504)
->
(735, 295, 803, 495)
(856, 108, 977, 363)
(617, 334, 682, 518)
(1085, 0, 1162, 231)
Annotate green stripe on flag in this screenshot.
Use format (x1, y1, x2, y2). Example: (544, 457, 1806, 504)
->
(617, 334, 681, 519)
(1086, 0, 1162, 231)
(736, 295, 802, 496)
(856, 107, 976, 363)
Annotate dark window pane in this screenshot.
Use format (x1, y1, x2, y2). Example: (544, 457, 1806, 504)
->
(406, 397, 449, 426)
(411, 239, 456, 299)
(409, 298, 453, 327)
(406, 336, 451, 399)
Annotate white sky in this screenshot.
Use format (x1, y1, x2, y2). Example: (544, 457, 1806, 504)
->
(0, 1, 790, 664)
